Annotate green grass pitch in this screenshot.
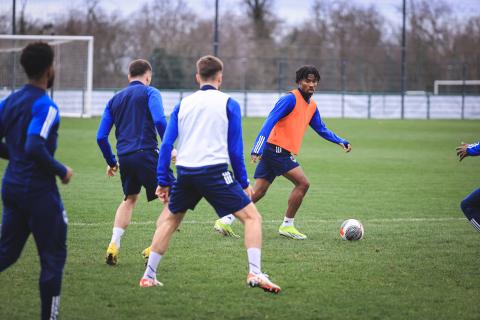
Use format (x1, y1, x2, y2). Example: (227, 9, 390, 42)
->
(0, 117, 479, 319)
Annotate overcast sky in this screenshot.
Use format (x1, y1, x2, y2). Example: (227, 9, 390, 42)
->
(7, 0, 480, 27)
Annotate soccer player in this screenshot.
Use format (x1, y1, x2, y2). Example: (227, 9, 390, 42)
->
(215, 65, 351, 240)
(138, 55, 281, 293)
(0, 42, 73, 320)
(97, 59, 172, 265)
(457, 141, 480, 232)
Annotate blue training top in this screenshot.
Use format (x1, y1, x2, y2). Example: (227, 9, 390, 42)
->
(96, 81, 167, 166)
(251, 90, 349, 156)
(0, 84, 66, 195)
(157, 85, 249, 188)
(467, 142, 480, 156)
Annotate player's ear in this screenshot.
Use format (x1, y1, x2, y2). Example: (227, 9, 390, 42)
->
(195, 73, 201, 84)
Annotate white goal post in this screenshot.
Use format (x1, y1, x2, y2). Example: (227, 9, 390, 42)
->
(434, 80, 480, 95)
(0, 34, 94, 117)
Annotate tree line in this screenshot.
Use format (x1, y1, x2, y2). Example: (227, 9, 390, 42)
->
(1, 0, 479, 93)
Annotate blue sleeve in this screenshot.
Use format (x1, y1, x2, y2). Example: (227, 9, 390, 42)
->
(96, 101, 117, 167)
(467, 142, 480, 156)
(251, 93, 295, 155)
(147, 87, 167, 140)
(227, 98, 249, 188)
(157, 103, 179, 187)
(309, 109, 349, 145)
(25, 101, 67, 178)
(0, 100, 8, 159)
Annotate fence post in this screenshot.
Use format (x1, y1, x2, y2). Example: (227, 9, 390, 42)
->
(426, 92, 430, 120)
(367, 94, 371, 119)
(461, 63, 466, 120)
(243, 90, 248, 117)
(341, 60, 346, 118)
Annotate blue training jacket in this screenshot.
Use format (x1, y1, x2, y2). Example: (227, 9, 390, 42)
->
(0, 84, 67, 195)
(96, 81, 167, 166)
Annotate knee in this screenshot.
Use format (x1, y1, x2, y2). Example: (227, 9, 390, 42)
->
(460, 199, 469, 212)
(297, 178, 310, 194)
(0, 253, 20, 271)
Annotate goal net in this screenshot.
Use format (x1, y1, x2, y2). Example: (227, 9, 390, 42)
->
(0, 35, 93, 117)
(434, 80, 480, 95)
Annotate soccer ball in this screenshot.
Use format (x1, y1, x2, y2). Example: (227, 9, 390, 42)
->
(340, 219, 364, 241)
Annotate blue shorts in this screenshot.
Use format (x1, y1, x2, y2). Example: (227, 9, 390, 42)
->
(254, 143, 300, 183)
(119, 149, 173, 202)
(168, 164, 251, 217)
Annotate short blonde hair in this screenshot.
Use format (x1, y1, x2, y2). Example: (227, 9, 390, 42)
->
(196, 55, 223, 81)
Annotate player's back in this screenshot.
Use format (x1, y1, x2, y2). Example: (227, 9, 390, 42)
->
(0, 85, 60, 193)
(176, 88, 231, 168)
(108, 81, 157, 156)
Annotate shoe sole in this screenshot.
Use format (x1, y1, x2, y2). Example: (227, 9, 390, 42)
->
(278, 231, 307, 240)
(248, 280, 281, 294)
(106, 253, 117, 266)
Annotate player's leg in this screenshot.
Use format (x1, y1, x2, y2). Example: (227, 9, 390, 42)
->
(213, 157, 274, 235)
(278, 166, 310, 239)
(140, 208, 186, 287)
(29, 191, 67, 320)
(203, 166, 280, 293)
(233, 203, 281, 293)
(0, 198, 30, 271)
(460, 187, 480, 232)
(106, 153, 141, 265)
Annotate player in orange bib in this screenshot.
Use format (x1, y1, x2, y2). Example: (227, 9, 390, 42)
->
(214, 65, 351, 239)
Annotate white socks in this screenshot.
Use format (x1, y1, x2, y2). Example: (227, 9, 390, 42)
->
(220, 214, 236, 225)
(247, 248, 262, 275)
(143, 251, 162, 280)
(110, 227, 125, 247)
(282, 217, 294, 227)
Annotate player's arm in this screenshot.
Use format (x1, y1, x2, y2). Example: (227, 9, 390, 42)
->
(227, 98, 250, 190)
(156, 103, 179, 202)
(0, 99, 9, 159)
(251, 93, 295, 160)
(96, 101, 117, 169)
(147, 86, 168, 139)
(457, 142, 480, 161)
(309, 108, 351, 152)
(24, 101, 72, 183)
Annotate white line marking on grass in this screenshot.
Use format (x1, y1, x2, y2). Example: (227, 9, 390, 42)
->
(70, 217, 464, 227)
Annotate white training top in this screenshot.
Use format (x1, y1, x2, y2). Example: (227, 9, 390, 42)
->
(175, 89, 231, 168)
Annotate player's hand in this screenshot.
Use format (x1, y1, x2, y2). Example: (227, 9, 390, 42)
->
(106, 163, 119, 177)
(171, 149, 177, 164)
(61, 166, 73, 185)
(156, 186, 170, 204)
(251, 154, 261, 163)
(243, 185, 255, 199)
(340, 142, 352, 153)
(456, 142, 469, 161)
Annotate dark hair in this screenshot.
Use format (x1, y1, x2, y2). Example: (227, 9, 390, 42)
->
(20, 42, 54, 80)
(196, 55, 223, 80)
(129, 59, 152, 77)
(295, 65, 321, 83)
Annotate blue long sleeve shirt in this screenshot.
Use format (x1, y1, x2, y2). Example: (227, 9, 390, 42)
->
(251, 91, 349, 155)
(467, 142, 480, 156)
(157, 86, 249, 188)
(96, 81, 167, 166)
(0, 84, 66, 195)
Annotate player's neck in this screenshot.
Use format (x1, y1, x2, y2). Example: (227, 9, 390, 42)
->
(297, 87, 313, 102)
(199, 82, 219, 90)
(129, 78, 148, 85)
(28, 79, 48, 91)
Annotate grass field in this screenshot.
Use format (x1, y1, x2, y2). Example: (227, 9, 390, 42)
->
(0, 117, 479, 319)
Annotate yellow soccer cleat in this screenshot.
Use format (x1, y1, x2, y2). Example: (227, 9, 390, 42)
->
(278, 225, 307, 240)
(139, 277, 164, 288)
(141, 246, 151, 267)
(214, 219, 240, 238)
(105, 243, 119, 265)
(246, 272, 281, 294)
